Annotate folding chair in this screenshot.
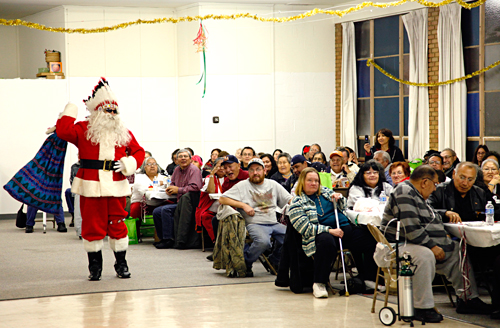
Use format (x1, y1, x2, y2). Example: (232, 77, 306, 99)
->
(334, 249, 356, 280)
(367, 222, 396, 313)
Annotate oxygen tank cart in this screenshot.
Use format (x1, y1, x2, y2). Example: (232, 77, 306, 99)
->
(378, 221, 418, 326)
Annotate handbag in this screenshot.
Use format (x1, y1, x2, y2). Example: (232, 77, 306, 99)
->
(16, 204, 27, 228)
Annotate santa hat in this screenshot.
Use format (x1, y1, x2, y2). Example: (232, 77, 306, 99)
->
(83, 77, 119, 113)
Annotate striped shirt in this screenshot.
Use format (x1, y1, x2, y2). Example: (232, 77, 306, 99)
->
(381, 181, 455, 259)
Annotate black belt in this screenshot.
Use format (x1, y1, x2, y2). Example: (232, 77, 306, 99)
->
(80, 159, 117, 171)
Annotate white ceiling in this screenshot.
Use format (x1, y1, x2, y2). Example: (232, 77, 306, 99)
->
(0, 0, 349, 19)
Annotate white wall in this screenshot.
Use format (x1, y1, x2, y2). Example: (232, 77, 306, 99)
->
(0, 79, 69, 215)
(274, 5, 336, 156)
(0, 26, 20, 78)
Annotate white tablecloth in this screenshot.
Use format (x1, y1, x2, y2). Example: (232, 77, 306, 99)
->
(444, 222, 500, 248)
(346, 210, 383, 226)
(145, 190, 177, 200)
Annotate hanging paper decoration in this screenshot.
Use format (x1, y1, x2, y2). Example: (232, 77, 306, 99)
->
(193, 20, 208, 97)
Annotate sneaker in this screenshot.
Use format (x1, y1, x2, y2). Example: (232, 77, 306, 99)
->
(25, 225, 34, 233)
(313, 283, 328, 298)
(414, 308, 443, 323)
(364, 280, 386, 292)
(57, 222, 67, 232)
(456, 297, 493, 315)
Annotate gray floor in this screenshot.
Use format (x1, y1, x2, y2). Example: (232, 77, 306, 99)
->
(1, 217, 498, 327)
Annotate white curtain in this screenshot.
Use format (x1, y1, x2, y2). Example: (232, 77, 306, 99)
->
(402, 8, 429, 161)
(340, 22, 357, 153)
(437, 3, 466, 160)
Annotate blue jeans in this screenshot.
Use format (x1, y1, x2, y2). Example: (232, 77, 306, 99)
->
(65, 188, 74, 213)
(26, 206, 65, 227)
(245, 223, 286, 267)
(152, 204, 177, 240)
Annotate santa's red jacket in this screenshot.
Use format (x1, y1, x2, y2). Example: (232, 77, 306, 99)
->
(56, 103, 145, 198)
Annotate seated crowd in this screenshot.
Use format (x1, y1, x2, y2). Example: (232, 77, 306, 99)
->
(124, 127, 499, 322)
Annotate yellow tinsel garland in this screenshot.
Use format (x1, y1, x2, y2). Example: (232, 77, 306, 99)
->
(367, 58, 500, 87)
(0, 0, 484, 34)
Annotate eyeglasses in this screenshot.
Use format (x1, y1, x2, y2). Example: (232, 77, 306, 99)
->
(145, 163, 157, 167)
(364, 171, 379, 176)
(105, 108, 118, 114)
(428, 161, 441, 165)
(483, 168, 498, 172)
(457, 175, 475, 183)
(423, 178, 439, 187)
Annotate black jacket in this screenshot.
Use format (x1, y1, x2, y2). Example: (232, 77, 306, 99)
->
(365, 145, 405, 162)
(427, 180, 497, 222)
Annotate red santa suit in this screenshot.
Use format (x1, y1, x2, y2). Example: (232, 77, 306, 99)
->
(57, 110, 143, 240)
(55, 78, 144, 280)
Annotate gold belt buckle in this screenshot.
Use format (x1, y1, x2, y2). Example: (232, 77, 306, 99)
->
(103, 160, 110, 172)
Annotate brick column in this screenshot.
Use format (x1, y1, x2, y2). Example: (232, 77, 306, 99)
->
(428, 7, 439, 150)
(335, 23, 342, 146)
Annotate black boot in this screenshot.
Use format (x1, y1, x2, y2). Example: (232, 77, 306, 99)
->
(114, 251, 131, 279)
(57, 222, 67, 232)
(69, 212, 74, 227)
(88, 251, 102, 281)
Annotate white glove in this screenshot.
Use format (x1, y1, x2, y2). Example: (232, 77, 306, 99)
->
(114, 161, 124, 173)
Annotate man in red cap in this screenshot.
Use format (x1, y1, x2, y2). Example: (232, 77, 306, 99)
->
(56, 78, 145, 281)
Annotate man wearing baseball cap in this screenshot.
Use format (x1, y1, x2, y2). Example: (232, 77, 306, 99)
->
(329, 150, 355, 185)
(208, 155, 250, 246)
(284, 154, 309, 193)
(220, 158, 292, 276)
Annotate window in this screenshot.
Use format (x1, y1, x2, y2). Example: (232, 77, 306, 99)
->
(463, 1, 500, 159)
(355, 15, 410, 159)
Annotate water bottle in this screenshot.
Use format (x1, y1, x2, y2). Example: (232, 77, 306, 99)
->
(379, 191, 387, 205)
(485, 201, 494, 226)
(166, 174, 171, 188)
(153, 176, 159, 191)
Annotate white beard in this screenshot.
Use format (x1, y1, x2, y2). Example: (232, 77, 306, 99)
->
(85, 111, 131, 148)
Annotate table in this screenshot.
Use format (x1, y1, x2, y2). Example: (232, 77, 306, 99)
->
(444, 222, 500, 248)
(346, 210, 383, 226)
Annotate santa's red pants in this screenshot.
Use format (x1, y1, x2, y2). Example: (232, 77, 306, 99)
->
(80, 196, 129, 241)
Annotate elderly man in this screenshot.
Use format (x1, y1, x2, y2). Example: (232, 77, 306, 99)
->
(373, 150, 393, 186)
(338, 147, 360, 174)
(428, 162, 494, 223)
(382, 165, 492, 323)
(428, 154, 450, 182)
(284, 155, 309, 193)
(220, 158, 292, 276)
(441, 148, 460, 179)
(153, 149, 202, 249)
(56, 78, 145, 281)
(329, 151, 355, 185)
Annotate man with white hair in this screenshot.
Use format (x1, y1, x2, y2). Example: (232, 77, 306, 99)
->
(373, 150, 393, 185)
(56, 78, 145, 281)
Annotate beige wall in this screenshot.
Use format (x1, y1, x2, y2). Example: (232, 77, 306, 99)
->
(18, 7, 66, 79)
(0, 26, 20, 78)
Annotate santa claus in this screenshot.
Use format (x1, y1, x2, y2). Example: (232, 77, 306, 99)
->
(56, 78, 145, 281)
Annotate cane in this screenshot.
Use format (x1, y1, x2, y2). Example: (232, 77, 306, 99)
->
(334, 200, 349, 296)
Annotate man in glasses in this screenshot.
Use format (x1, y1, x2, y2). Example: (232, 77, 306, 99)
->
(428, 162, 496, 223)
(382, 165, 492, 322)
(56, 78, 145, 281)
